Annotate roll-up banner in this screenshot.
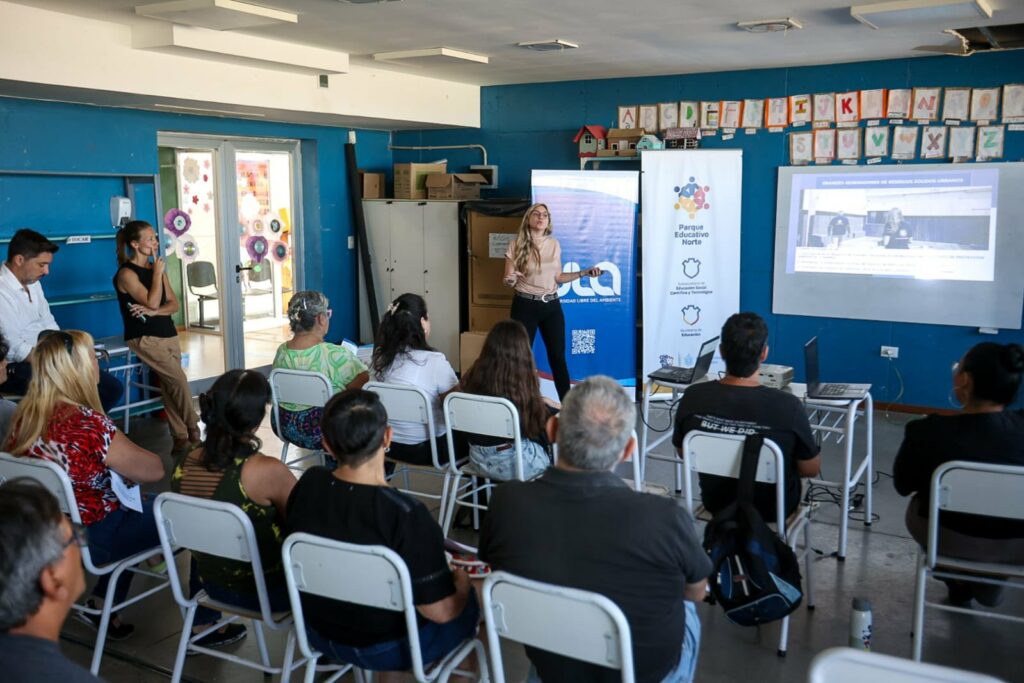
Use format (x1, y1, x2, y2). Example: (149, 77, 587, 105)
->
(641, 150, 742, 379)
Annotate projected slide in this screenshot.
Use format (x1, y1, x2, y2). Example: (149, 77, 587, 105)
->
(784, 169, 998, 282)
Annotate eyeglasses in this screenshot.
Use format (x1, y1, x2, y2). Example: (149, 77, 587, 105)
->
(530, 210, 550, 218)
(63, 523, 87, 550)
(321, 309, 333, 320)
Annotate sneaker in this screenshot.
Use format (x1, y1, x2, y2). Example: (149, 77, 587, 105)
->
(972, 582, 1006, 608)
(942, 579, 974, 608)
(75, 602, 136, 641)
(190, 623, 248, 652)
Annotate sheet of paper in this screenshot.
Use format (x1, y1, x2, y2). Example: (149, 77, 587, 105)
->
(110, 471, 143, 513)
(488, 233, 515, 259)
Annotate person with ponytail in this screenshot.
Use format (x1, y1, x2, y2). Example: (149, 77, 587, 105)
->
(503, 203, 602, 400)
(371, 293, 458, 466)
(171, 369, 296, 647)
(114, 220, 200, 452)
(894, 342, 1024, 606)
(272, 291, 369, 450)
(4, 330, 165, 640)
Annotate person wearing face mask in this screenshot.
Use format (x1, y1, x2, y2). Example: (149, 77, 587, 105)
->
(503, 204, 602, 401)
(0, 229, 123, 412)
(894, 342, 1024, 607)
(114, 220, 200, 452)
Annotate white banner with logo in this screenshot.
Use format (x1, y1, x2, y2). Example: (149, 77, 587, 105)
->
(641, 150, 742, 379)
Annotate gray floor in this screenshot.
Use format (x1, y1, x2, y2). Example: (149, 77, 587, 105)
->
(60, 404, 1023, 683)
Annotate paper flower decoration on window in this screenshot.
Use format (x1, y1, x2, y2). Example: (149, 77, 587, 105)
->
(162, 233, 177, 253)
(245, 235, 269, 264)
(164, 208, 191, 237)
(271, 241, 289, 262)
(269, 218, 282, 233)
(182, 157, 201, 183)
(252, 219, 264, 234)
(177, 237, 199, 263)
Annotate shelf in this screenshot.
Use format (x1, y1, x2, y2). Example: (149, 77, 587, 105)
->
(580, 155, 642, 170)
(49, 292, 117, 307)
(0, 233, 118, 244)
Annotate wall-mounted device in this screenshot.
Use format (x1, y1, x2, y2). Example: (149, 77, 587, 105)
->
(111, 196, 133, 229)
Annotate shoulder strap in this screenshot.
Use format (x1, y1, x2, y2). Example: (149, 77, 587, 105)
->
(736, 434, 764, 505)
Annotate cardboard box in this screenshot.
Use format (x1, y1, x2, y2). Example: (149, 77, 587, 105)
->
(460, 331, 489, 373)
(467, 211, 520, 308)
(358, 171, 385, 199)
(425, 173, 488, 200)
(393, 162, 446, 199)
(469, 304, 509, 333)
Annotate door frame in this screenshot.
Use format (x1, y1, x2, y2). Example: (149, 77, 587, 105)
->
(157, 132, 304, 386)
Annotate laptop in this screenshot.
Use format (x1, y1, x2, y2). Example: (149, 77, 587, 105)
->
(648, 337, 719, 385)
(803, 337, 870, 399)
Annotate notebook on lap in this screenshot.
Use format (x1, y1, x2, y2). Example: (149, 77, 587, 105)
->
(648, 337, 719, 385)
(803, 336, 870, 399)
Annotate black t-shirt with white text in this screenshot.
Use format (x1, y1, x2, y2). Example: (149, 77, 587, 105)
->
(285, 467, 455, 646)
(0, 633, 101, 683)
(672, 381, 818, 519)
(479, 468, 712, 683)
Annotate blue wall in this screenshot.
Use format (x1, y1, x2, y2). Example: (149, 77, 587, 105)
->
(394, 51, 1024, 408)
(0, 96, 390, 346)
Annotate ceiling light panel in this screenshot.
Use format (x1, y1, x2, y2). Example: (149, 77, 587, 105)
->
(851, 0, 992, 30)
(135, 0, 298, 30)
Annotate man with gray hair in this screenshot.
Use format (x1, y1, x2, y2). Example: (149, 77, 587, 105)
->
(0, 479, 101, 682)
(479, 376, 711, 683)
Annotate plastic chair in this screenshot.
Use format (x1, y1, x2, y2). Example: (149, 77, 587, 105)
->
(153, 492, 321, 683)
(0, 453, 170, 676)
(365, 381, 455, 510)
(482, 570, 635, 683)
(680, 431, 815, 657)
(186, 261, 219, 329)
(269, 368, 334, 469)
(911, 461, 1024, 662)
(810, 647, 1007, 682)
(282, 532, 488, 683)
(441, 392, 530, 536)
(242, 261, 274, 317)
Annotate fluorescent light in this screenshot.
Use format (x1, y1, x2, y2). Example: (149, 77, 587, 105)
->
(851, 0, 992, 30)
(516, 39, 580, 52)
(373, 47, 489, 64)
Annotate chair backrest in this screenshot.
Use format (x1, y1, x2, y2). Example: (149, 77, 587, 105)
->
(187, 261, 218, 290)
(282, 533, 430, 681)
(365, 382, 439, 466)
(269, 368, 334, 427)
(926, 460, 1024, 568)
(248, 262, 272, 284)
(443, 392, 524, 478)
(681, 431, 786, 528)
(154, 492, 277, 622)
(483, 571, 635, 683)
(809, 646, 1007, 683)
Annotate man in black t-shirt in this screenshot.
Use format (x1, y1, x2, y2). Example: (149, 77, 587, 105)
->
(480, 376, 711, 683)
(828, 211, 850, 247)
(0, 480, 101, 683)
(672, 312, 820, 520)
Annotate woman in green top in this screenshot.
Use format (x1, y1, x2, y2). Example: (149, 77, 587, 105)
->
(273, 290, 369, 449)
(171, 369, 296, 647)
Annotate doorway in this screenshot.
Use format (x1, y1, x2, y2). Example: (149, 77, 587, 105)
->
(157, 135, 302, 390)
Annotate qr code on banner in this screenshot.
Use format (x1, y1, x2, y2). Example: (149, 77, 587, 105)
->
(571, 329, 596, 355)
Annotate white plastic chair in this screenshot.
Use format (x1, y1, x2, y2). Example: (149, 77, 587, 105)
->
(153, 492, 323, 683)
(269, 368, 334, 469)
(810, 647, 1008, 682)
(0, 453, 170, 676)
(366, 381, 454, 509)
(680, 431, 815, 657)
(911, 461, 1024, 662)
(482, 570, 635, 683)
(441, 392, 531, 536)
(282, 532, 488, 683)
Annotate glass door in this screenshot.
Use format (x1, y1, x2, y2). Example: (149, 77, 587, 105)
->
(158, 134, 302, 389)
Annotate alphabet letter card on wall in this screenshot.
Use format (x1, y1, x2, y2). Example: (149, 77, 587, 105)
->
(639, 105, 658, 131)
(920, 126, 948, 159)
(1002, 84, 1024, 122)
(948, 126, 975, 160)
(720, 101, 742, 129)
(680, 101, 699, 127)
(976, 125, 1005, 160)
(790, 94, 811, 125)
(892, 125, 919, 159)
(887, 89, 911, 119)
(971, 88, 1000, 122)
(700, 101, 720, 129)
(814, 128, 836, 161)
(790, 131, 813, 164)
(659, 102, 679, 130)
(836, 91, 859, 125)
(813, 93, 836, 124)
(618, 106, 638, 128)
(864, 126, 890, 157)
(837, 128, 861, 159)
(911, 87, 941, 121)
(766, 97, 789, 128)
(943, 88, 970, 121)
(860, 89, 886, 120)
(741, 99, 764, 129)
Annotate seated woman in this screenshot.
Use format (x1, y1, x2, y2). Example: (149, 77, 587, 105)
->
(4, 330, 165, 639)
(272, 290, 369, 450)
(371, 293, 457, 467)
(172, 369, 295, 646)
(114, 220, 200, 452)
(458, 319, 553, 481)
(894, 342, 1024, 607)
(286, 389, 478, 673)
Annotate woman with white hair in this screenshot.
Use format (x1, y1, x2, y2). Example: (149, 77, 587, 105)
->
(272, 290, 369, 450)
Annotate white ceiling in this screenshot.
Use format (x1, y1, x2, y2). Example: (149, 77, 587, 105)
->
(11, 0, 1024, 85)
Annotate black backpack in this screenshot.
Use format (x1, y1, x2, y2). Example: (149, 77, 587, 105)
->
(702, 434, 803, 626)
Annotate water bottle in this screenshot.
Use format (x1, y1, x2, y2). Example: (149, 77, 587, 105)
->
(849, 597, 873, 650)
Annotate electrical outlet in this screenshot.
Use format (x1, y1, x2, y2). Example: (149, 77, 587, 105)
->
(880, 345, 899, 359)
(348, 236, 355, 249)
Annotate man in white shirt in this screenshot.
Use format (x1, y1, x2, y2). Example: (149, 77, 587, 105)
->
(0, 229, 122, 412)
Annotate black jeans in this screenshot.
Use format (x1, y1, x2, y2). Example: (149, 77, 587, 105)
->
(3, 360, 123, 413)
(510, 295, 570, 400)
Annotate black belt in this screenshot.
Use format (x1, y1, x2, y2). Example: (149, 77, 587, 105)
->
(516, 291, 559, 303)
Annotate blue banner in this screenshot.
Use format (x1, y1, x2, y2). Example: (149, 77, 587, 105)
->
(531, 170, 639, 389)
